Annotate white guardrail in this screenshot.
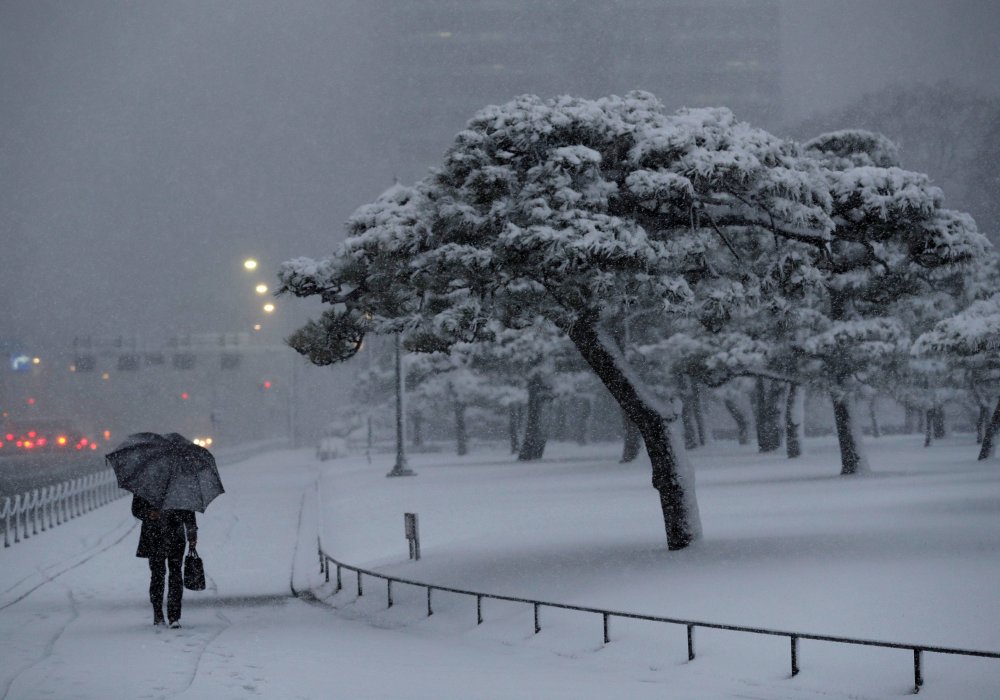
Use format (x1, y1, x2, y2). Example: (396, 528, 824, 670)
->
(0, 437, 292, 549)
(1, 469, 126, 548)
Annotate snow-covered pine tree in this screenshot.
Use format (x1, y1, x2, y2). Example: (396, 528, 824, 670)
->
(801, 130, 989, 473)
(279, 93, 842, 549)
(915, 292, 1000, 458)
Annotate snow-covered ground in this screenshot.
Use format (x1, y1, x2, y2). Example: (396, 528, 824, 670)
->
(1, 435, 998, 698)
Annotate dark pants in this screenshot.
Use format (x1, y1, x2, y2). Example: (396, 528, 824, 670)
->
(149, 557, 183, 623)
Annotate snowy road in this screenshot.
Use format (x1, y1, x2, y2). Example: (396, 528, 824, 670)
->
(1, 444, 996, 699)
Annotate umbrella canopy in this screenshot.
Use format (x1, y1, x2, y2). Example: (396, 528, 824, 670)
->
(106, 432, 224, 512)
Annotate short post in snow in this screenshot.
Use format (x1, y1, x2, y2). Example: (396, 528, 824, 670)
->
(405, 512, 420, 560)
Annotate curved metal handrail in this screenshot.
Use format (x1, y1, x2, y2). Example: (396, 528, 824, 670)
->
(316, 539, 1000, 694)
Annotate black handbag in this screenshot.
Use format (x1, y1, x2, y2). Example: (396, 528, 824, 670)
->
(183, 549, 206, 591)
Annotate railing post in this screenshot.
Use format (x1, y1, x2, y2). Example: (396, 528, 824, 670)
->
(603, 612, 610, 644)
(791, 635, 799, 677)
(13, 495, 21, 543)
(477, 595, 483, 625)
(24, 491, 38, 540)
(427, 587, 433, 617)
(533, 603, 540, 634)
(357, 571, 363, 597)
(687, 624, 695, 661)
(22, 494, 31, 539)
(336, 565, 342, 592)
(913, 648, 923, 693)
(387, 579, 393, 608)
(324, 558, 330, 583)
(32, 491, 41, 535)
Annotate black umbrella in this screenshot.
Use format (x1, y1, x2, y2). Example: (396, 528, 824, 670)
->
(106, 432, 224, 512)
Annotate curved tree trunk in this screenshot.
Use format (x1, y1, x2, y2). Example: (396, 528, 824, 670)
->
(868, 396, 880, 439)
(724, 399, 750, 445)
(454, 400, 468, 456)
(753, 378, 784, 452)
(977, 404, 990, 444)
(832, 392, 870, 475)
(573, 398, 591, 445)
(570, 316, 701, 550)
(551, 401, 567, 442)
(681, 396, 699, 450)
(785, 383, 804, 459)
(978, 396, 1000, 460)
(508, 404, 522, 455)
(932, 405, 946, 440)
(692, 382, 707, 446)
(621, 410, 642, 463)
(518, 374, 549, 461)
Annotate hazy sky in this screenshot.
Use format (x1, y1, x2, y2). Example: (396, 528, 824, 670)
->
(2, 0, 998, 353)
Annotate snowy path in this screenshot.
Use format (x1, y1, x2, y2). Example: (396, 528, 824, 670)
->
(0, 450, 716, 699)
(1, 444, 996, 699)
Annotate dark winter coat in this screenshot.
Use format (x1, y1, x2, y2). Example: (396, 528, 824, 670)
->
(132, 496, 197, 560)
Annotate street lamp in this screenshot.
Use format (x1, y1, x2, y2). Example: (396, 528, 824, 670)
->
(241, 256, 298, 448)
(387, 333, 416, 477)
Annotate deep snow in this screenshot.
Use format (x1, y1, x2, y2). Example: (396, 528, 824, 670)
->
(1, 434, 998, 698)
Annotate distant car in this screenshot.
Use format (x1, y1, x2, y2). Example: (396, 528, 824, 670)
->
(1, 419, 96, 453)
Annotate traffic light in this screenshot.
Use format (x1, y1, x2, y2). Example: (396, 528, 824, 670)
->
(260, 379, 272, 391)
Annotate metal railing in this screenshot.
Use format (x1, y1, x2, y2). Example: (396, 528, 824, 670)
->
(1, 469, 126, 548)
(316, 540, 1000, 694)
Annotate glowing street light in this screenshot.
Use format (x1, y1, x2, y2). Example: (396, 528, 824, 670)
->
(263, 303, 275, 313)
(253, 323, 262, 331)
(243, 258, 258, 271)
(255, 284, 268, 294)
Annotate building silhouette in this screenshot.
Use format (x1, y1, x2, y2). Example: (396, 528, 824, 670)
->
(351, 0, 781, 181)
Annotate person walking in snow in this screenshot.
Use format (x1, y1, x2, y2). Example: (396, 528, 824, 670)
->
(132, 495, 197, 628)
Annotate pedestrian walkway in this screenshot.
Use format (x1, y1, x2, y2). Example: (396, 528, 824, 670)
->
(0, 449, 757, 700)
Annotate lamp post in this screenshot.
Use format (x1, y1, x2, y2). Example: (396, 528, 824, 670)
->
(242, 257, 297, 448)
(386, 333, 415, 477)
